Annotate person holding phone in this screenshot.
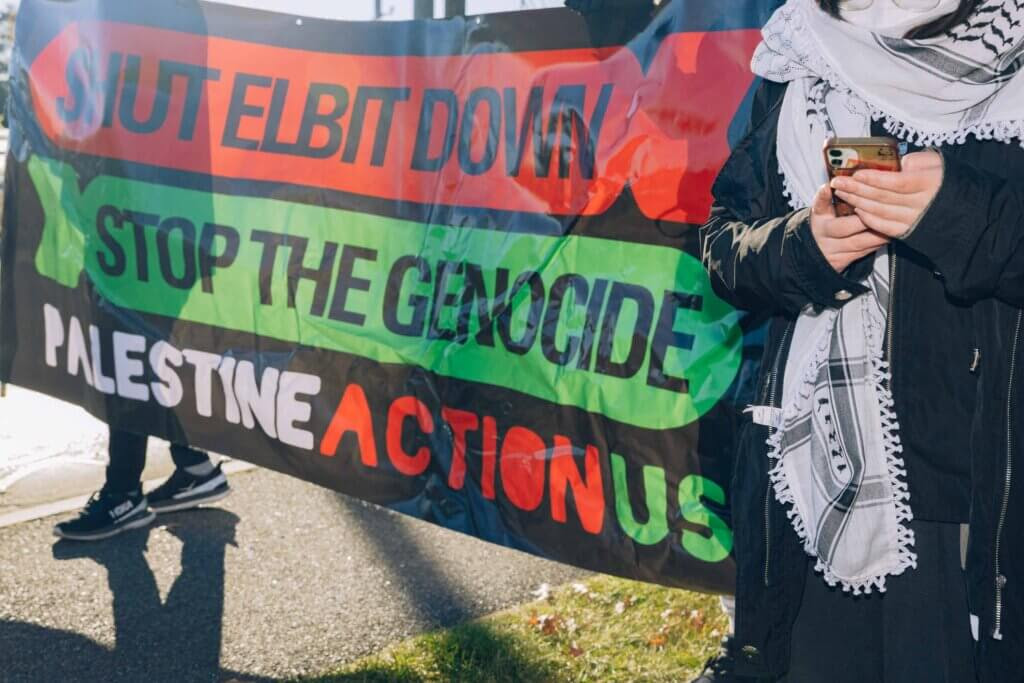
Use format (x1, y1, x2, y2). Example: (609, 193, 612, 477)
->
(697, 0, 1024, 680)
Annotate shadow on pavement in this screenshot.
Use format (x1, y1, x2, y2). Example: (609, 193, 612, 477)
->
(333, 492, 478, 627)
(0, 508, 274, 683)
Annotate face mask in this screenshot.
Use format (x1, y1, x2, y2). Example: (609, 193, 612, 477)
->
(837, 0, 962, 37)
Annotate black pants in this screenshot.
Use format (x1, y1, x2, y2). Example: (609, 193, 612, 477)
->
(781, 520, 976, 682)
(105, 428, 209, 494)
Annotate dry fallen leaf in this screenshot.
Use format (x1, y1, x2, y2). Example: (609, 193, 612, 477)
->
(537, 613, 562, 636)
(689, 609, 706, 630)
(568, 641, 584, 657)
(648, 634, 668, 648)
(532, 583, 552, 601)
(660, 608, 675, 621)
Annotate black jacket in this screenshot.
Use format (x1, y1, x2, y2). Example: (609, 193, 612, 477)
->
(701, 80, 1024, 682)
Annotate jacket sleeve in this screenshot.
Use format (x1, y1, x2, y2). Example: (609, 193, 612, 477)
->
(902, 152, 1024, 306)
(699, 81, 872, 317)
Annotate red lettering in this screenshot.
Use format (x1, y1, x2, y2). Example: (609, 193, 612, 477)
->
(549, 435, 605, 534)
(320, 383, 377, 466)
(386, 396, 434, 476)
(481, 415, 497, 500)
(442, 407, 478, 490)
(499, 425, 547, 511)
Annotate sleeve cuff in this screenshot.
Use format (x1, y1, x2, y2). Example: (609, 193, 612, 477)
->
(786, 214, 870, 308)
(901, 150, 989, 264)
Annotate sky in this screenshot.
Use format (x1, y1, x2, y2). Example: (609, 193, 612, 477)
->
(5, 0, 567, 20)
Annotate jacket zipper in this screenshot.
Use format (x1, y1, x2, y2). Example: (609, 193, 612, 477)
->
(887, 251, 896, 365)
(993, 309, 1022, 641)
(764, 321, 793, 586)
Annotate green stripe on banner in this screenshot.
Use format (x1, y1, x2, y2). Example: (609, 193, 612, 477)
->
(30, 154, 741, 430)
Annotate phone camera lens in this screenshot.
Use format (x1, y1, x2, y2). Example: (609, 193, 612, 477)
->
(828, 149, 843, 157)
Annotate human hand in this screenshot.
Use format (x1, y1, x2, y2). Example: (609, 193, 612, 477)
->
(830, 150, 943, 239)
(810, 184, 891, 273)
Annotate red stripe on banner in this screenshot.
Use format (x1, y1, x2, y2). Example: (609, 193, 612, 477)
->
(29, 21, 760, 223)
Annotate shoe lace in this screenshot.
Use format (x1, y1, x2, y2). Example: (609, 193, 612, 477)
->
(79, 490, 109, 516)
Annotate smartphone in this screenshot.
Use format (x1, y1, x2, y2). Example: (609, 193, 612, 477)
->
(823, 137, 902, 217)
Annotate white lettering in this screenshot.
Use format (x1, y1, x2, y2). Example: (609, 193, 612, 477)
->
(218, 356, 240, 425)
(43, 304, 65, 368)
(113, 331, 149, 401)
(66, 316, 93, 387)
(89, 324, 115, 394)
(182, 349, 221, 417)
(276, 371, 321, 450)
(234, 360, 279, 437)
(150, 341, 184, 408)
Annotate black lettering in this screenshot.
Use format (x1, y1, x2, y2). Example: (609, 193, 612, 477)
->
(497, 271, 545, 355)
(198, 222, 240, 294)
(222, 73, 272, 150)
(95, 205, 126, 276)
(411, 89, 458, 172)
(119, 55, 172, 134)
(384, 255, 431, 337)
(295, 84, 349, 159)
(115, 56, 219, 137)
(286, 236, 338, 317)
(428, 260, 463, 341)
(328, 245, 377, 325)
(172, 61, 220, 141)
(102, 52, 123, 128)
(458, 87, 500, 175)
(250, 230, 288, 305)
(541, 274, 588, 366)
(594, 282, 654, 379)
(457, 265, 507, 347)
(646, 291, 702, 393)
(57, 48, 90, 124)
(576, 278, 608, 370)
(509, 83, 615, 179)
(122, 210, 159, 282)
(156, 216, 197, 290)
(341, 86, 410, 166)
(260, 78, 298, 154)
(503, 86, 543, 177)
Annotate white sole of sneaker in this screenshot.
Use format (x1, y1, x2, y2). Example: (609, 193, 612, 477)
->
(151, 486, 231, 514)
(53, 509, 156, 542)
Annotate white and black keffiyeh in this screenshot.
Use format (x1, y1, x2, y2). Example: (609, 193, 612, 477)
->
(750, 0, 1024, 593)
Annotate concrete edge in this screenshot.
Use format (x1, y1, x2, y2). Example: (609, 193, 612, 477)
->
(0, 460, 259, 529)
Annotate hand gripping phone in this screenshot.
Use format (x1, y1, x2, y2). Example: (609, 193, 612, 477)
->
(823, 137, 903, 217)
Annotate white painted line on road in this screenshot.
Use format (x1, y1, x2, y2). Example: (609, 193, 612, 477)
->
(0, 460, 259, 529)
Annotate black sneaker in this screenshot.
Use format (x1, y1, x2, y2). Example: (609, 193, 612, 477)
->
(53, 490, 155, 541)
(147, 463, 230, 513)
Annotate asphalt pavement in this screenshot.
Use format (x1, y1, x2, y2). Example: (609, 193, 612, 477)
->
(0, 466, 586, 682)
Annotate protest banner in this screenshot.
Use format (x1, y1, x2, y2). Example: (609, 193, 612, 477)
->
(0, 0, 777, 593)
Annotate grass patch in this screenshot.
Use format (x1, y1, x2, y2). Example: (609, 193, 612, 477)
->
(305, 575, 727, 683)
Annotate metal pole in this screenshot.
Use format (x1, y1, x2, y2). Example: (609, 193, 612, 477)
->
(444, 0, 466, 16)
(413, 0, 434, 18)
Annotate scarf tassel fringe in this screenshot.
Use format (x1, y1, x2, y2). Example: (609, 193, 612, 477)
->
(766, 303, 917, 595)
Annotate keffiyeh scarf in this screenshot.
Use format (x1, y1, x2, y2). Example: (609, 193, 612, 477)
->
(750, 0, 1024, 593)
